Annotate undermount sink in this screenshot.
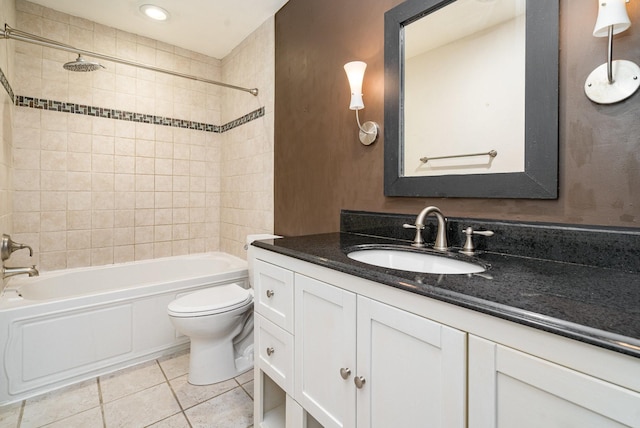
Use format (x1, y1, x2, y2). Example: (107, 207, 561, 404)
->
(347, 248, 485, 274)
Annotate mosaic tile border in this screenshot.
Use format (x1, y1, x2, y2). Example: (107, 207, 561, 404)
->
(0, 64, 264, 132)
(13, 95, 264, 134)
(0, 66, 15, 103)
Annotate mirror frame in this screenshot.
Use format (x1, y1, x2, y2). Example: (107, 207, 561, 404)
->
(384, 0, 558, 199)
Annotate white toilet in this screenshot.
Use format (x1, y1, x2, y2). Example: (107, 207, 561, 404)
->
(167, 234, 279, 385)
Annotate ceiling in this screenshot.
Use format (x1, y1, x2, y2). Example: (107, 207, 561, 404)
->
(26, 0, 289, 59)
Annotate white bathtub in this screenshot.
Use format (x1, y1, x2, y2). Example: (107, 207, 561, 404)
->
(0, 252, 248, 405)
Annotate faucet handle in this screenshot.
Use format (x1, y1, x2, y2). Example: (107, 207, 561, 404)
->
(402, 223, 424, 230)
(403, 223, 426, 247)
(460, 227, 494, 255)
(1, 234, 34, 261)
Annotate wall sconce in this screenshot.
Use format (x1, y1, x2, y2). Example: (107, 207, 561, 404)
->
(585, 0, 640, 104)
(344, 61, 379, 145)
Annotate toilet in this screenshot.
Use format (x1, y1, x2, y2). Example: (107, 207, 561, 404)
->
(167, 234, 280, 385)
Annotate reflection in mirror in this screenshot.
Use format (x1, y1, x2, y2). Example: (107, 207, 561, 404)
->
(384, 0, 558, 199)
(404, 0, 525, 177)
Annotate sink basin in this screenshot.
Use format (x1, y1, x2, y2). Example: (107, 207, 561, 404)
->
(347, 248, 485, 274)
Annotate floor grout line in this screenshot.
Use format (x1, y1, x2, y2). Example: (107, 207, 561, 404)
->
(16, 400, 25, 428)
(96, 377, 107, 428)
(156, 358, 193, 428)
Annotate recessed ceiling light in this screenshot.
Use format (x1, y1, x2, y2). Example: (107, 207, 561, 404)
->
(140, 4, 170, 21)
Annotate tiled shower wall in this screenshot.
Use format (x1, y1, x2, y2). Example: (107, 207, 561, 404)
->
(220, 19, 275, 259)
(0, 0, 15, 241)
(7, 0, 274, 271)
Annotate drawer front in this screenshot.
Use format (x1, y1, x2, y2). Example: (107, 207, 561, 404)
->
(254, 259, 294, 332)
(255, 313, 294, 394)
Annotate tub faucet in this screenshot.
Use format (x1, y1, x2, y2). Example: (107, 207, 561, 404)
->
(2, 265, 39, 279)
(403, 206, 449, 250)
(1, 234, 34, 261)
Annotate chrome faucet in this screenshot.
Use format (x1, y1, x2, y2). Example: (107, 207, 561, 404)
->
(403, 206, 449, 250)
(1, 234, 33, 261)
(2, 265, 39, 279)
(1, 234, 38, 279)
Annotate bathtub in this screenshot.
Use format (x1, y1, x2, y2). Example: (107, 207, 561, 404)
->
(0, 252, 248, 405)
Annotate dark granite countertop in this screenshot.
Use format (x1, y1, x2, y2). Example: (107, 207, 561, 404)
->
(253, 232, 640, 359)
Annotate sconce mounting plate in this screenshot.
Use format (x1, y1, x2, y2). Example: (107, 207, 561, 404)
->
(359, 121, 379, 145)
(585, 60, 640, 104)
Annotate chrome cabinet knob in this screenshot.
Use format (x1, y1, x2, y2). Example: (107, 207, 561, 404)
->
(354, 376, 366, 389)
(266, 347, 275, 356)
(266, 289, 275, 298)
(340, 368, 351, 379)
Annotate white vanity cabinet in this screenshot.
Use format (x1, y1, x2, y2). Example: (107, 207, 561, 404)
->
(252, 247, 640, 428)
(468, 336, 640, 428)
(253, 259, 296, 427)
(294, 273, 466, 428)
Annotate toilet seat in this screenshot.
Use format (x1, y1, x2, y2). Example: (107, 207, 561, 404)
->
(168, 283, 253, 317)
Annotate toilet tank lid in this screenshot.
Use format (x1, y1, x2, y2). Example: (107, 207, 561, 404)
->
(168, 283, 252, 314)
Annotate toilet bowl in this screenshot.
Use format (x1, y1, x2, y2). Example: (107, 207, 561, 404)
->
(167, 233, 281, 385)
(168, 283, 254, 385)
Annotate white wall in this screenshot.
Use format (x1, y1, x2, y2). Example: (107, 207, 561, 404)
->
(404, 15, 525, 177)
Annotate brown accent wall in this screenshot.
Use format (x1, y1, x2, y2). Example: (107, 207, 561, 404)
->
(274, 0, 640, 236)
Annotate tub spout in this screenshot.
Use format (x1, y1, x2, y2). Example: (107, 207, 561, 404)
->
(2, 265, 39, 279)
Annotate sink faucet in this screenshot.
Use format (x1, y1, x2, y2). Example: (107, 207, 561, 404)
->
(2, 265, 39, 279)
(403, 206, 449, 250)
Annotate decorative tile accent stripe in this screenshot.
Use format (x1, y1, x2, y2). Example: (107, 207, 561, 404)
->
(220, 107, 265, 132)
(15, 95, 265, 133)
(0, 66, 15, 103)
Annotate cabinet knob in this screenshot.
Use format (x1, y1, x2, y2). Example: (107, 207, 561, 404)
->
(266, 347, 275, 356)
(354, 376, 366, 389)
(339, 367, 351, 379)
(266, 289, 275, 298)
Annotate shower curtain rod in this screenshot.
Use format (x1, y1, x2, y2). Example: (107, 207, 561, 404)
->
(0, 24, 259, 96)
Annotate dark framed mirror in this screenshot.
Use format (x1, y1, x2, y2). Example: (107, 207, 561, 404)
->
(384, 0, 558, 198)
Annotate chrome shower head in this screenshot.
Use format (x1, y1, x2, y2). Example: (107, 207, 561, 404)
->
(63, 54, 105, 72)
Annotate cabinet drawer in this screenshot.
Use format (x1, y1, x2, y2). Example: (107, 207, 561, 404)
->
(254, 259, 294, 332)
(255, 313, 294, 394)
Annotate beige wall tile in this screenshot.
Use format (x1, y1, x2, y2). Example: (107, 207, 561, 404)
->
(10, 4, 273, 271)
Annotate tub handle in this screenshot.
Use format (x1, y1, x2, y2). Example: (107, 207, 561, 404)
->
(1, 234, 34, 261)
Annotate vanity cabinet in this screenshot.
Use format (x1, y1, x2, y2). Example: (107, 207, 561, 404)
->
(468, 336, 640, 428)
(252, 247, 640, 428)
(295, 274, 466, 428)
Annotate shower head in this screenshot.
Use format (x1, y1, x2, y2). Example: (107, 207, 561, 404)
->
(63, 54, 105, 72)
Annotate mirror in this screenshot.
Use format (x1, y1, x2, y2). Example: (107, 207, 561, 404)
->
(384, 0, 558, 198)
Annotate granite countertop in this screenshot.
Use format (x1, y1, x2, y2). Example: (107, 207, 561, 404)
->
(253, 232, 640, 359)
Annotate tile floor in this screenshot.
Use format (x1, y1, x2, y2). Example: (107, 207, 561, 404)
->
(0, 350, 254, 428)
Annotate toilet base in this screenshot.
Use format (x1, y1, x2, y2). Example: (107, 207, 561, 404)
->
(188, 338, 247, 385)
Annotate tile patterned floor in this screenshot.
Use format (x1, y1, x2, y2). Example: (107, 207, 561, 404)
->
(0, 350, 254, 428)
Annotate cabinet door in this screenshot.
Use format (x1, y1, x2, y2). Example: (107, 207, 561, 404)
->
(254, 259, 295, 333)
(469, 335, 640, 428)
(356, 296, 466, 428)
(255, 313, 294, 394)
(295, 274, 357, 428)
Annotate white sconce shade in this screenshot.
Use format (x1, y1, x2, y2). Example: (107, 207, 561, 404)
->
(585, 0, 640, 104)
(343, 60, 378, 145)
(344, 61, 367, 110)
(593, 0, 631, 37)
